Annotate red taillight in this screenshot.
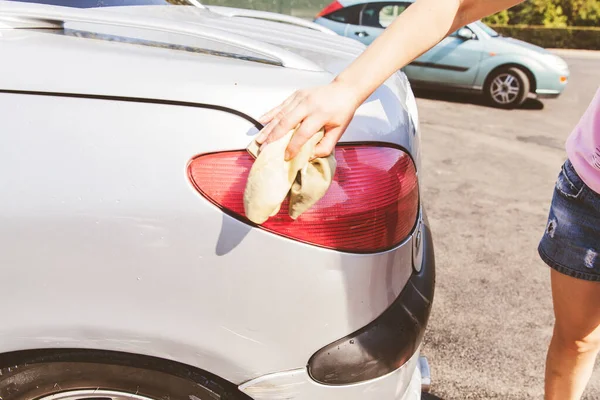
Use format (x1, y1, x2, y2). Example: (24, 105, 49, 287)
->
(316, 0, 343, 18)
(188, 145, 419, 253)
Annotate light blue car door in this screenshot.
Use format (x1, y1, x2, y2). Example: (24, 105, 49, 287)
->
(345, 2, 420, 76)
(408, 26, 484, 88)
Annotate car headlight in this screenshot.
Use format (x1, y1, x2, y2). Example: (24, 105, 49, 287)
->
(543, 54, 569, 72)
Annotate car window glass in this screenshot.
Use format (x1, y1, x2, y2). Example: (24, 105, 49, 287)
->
(474, 21, 500, 37)
(325, 4, 362, 25)
(4, 0, 185, 7)
(362, 2, 409, 28)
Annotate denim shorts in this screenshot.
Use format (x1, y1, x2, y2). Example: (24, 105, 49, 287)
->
(538, 159, 600, 282)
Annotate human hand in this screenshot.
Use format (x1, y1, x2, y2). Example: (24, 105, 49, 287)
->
(255, 80, 362, 161)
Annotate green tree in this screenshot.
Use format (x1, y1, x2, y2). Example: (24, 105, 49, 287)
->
(566, 0, 600, 26)
(483, 0, 599, 27)
(483, 9, 511, 25)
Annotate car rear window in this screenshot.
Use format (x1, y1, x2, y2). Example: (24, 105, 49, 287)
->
(324, 4, 362, 25)
(3, 0, 188, 7)
(362, 2, 411, 28)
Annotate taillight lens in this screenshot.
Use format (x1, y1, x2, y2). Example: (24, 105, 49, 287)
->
(188, 145, 418, 253)
(316, 0, 343, 18)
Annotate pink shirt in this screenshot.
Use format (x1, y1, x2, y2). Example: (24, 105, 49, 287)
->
(566, 87, 600, 195)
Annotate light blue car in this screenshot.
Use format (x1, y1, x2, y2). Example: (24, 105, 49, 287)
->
(315, 0, 570, 108)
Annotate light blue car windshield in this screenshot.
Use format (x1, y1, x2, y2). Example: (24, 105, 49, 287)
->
(475, 21, 500, 37)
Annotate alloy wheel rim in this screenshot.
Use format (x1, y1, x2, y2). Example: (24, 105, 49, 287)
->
(36, 390, 156, 400)
(491, 73, 520, 104)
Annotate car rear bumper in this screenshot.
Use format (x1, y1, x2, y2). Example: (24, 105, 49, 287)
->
(308, 218, 435, 385)
(239, 218, 436, 400)
(239, 350, 424, 400)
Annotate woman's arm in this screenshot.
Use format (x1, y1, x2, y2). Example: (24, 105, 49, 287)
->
(257, 0, 524, 160)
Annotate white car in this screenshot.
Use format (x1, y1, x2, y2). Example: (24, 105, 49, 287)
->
(0, 1, 435, 400)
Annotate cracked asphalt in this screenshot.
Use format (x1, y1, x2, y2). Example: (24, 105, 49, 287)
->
(417, 51, 600, 400)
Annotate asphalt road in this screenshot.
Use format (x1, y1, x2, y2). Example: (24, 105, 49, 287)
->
(418, 52, 600, 400)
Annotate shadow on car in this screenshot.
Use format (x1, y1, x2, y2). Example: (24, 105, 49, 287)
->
(412, 88, 545, 111)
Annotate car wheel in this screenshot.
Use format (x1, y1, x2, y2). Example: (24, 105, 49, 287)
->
(0, 350, 246, 400)
(485, 67, 530, 109)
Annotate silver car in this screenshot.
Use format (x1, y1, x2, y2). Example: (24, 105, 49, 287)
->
(0, 1, 435, 400)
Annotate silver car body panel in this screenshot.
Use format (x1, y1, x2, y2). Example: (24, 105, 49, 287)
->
(0, 89, 417, 383)
(0, 2, 322, 71)
(107, 5, 369, 72)
(206, 5, 337, 35)
(0, 2, 423, 398)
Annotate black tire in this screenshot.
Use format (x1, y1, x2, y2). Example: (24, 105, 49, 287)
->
(421, 393, 445, 400)
(0, 350, 249, 400)
(484, 67, 530, 109)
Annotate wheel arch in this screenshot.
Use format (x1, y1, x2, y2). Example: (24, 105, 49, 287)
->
(0, 348, 252, 399)
(0, 325, 258, 384)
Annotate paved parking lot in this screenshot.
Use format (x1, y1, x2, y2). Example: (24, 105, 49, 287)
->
(418, 52, 600, 399)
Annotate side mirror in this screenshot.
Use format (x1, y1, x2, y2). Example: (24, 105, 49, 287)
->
(457, 27, 475, 40)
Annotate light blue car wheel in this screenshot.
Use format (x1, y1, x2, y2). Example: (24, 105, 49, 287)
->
(484, 67, 530, 109)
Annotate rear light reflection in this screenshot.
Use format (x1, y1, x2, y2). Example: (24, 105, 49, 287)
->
(188, 145, 419, 253)
(316, 0, 343, 18)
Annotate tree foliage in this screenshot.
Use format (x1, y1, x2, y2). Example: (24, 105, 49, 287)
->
(483, 0, 600, 27)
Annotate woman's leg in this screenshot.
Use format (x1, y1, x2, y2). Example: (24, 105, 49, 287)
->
(545, 268, 600, 400)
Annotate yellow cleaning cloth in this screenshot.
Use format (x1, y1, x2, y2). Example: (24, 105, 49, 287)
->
(244, 128, 336, 224)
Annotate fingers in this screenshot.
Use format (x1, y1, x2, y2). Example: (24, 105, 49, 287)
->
(264, 100, 309, 146)
(258, 105, 282, 126)
(258, 93, 296, 125)
(313, 127, 345, 158)
(285, 117, 324, 160)
(254, 117, 279, 145)
(256, 96, 302, 145)
(254, 85, 351, 160)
